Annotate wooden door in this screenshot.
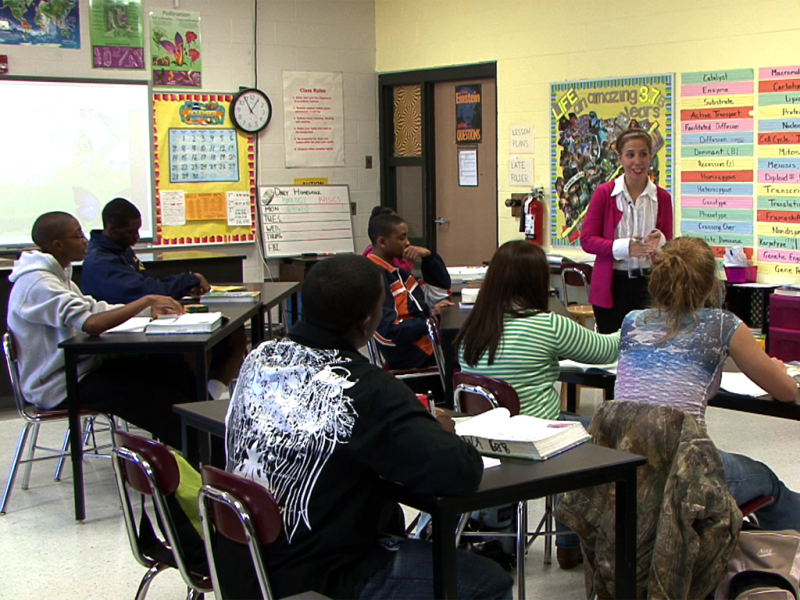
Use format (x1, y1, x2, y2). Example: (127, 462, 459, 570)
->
(433, 78, 497, 266)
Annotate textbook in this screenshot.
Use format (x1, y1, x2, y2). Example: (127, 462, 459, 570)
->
(454, 408, 591, 461)
(199, 290, 261, 303)
(209, 285, 246, 292)
(144, 312, 223, 335)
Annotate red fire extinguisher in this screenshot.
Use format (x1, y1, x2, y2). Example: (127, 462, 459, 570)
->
(519, 187, 546, 245)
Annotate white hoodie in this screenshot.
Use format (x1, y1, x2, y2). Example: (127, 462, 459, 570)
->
(7, 251, 120, 409)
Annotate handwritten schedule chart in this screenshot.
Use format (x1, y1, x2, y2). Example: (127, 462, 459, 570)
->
(680, 69, 755, 259)
(756, 65, 800, 280)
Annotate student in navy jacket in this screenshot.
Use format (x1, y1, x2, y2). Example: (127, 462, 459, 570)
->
(80, 197, 210, 304)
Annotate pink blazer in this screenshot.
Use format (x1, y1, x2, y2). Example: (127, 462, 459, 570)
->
(580, 181, 673, 309)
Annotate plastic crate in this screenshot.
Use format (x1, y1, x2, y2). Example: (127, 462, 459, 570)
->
(769, 294, 800, 331)
(768, 327, 800, 362)
(724, 266, 758, 283)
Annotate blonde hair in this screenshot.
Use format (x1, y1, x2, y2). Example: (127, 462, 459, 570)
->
(616, 128, 653, 155)
(648, 237, 723, 342)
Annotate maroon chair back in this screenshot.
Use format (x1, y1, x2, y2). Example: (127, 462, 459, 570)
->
(561, 262, 593, 287)
(201, 466, 282, 546)
(114, 430, 180, 496)
(453, 372, 520, 416)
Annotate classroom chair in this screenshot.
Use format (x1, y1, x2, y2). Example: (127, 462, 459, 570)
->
(367, 314, 447, 397)
(1, 331, 116, 515)
(112, 430, 212, 600)
(560, 262, 595, 328)
(453, 372, 563, 600)
(198, 466, 328, 600)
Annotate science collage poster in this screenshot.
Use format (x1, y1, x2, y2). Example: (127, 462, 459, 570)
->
(550, 75, 673, 247)
(149, 9, 201, 88)
(90, 0, 144, 69)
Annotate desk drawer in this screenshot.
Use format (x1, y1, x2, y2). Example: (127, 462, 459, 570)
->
(768, 327, 800, 362)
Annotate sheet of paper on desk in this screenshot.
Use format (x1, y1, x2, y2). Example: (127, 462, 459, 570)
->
(719, 372, 768, 397)
(105, 317, 150, 333)
(733, 283, 781, 289)
(559, 359, 618, 374)
(482, 457, 501, 469)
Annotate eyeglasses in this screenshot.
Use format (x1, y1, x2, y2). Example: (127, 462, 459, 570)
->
(59, 232, 87, 241)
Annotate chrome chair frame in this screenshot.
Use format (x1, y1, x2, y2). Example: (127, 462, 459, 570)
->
(1, 331, 115, 515)
(112, 432, 212, 600)
(453, 373, 566, 600)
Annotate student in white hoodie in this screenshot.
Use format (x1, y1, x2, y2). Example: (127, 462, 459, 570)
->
(7, 211, 195, 446)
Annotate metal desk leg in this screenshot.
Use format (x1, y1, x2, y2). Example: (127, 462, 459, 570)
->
(251, 306, 266, 346)
(566, 383, 578, 413)
(516, 501, 528, 600)
(195, 349, 209, 403)
(431, 507, 459, 599)
(615, 468, 637, 599)
(64, 353, 85, 521)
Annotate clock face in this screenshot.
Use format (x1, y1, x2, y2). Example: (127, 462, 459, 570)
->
(232, 89, 272, 134)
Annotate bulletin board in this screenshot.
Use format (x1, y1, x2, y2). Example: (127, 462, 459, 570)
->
(152, 92, 256, 246)
(258, 185, 354, 258)
(677, 64, 800, 283)
(549, 74, 674, 247)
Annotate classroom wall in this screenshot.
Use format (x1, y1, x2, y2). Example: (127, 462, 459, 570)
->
(2, 0, 379, 280)
(374, 0, 800, 258)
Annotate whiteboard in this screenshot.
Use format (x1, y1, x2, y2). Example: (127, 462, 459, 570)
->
(0, 77, 153, 246)
(258, 185, 355, 258)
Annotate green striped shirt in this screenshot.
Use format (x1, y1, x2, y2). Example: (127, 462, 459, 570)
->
(458, 313, 620, 419)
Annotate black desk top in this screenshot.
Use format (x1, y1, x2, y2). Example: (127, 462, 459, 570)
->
(173, 397, 645, 515)
(558, 365, 800, 420)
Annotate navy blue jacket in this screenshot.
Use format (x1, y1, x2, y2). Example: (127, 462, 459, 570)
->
(80, 230, 200, 303)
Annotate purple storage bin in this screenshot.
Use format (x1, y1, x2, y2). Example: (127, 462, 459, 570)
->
(724, 266, 746, 283)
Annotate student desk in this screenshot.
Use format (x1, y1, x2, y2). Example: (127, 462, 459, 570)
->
(58, 281, 299, 521)
(557, 367, 800, 420)
(172, 399, 646, 600)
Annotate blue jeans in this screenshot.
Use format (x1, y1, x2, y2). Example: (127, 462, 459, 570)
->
(721, 450, 800, 531)
(357, 538, 513, 600)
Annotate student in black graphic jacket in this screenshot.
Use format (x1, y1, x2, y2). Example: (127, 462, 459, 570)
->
(219, 254, 512, 600)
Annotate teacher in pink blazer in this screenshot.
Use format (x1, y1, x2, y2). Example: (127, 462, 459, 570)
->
(580, 128, 673, 333)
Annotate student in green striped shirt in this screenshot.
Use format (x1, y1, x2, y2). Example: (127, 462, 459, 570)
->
(456, 240, 620, 569)
(456, 240, 620, 421)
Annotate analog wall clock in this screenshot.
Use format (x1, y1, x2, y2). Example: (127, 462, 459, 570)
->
(231, 88, 272, 134)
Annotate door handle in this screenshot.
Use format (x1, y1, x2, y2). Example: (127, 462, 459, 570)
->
(434, 217, 447, 226)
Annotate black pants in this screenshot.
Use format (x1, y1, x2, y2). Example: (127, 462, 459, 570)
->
(592, 270, 651, 334)
(64, 356, 197, 449)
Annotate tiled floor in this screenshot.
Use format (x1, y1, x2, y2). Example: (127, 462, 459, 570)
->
(1, 390, 799, 599)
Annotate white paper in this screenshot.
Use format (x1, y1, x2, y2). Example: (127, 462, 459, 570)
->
(458, 148, 478, 186)
(482, 457, 501, 469)
(160, 190, 186, 226)
(509, 156, 534, 187)
(559, 360, 618, 374)
(226, 191, 252, 226)
(105, 317, 151, 334)
(509, 124, 535, 153)
(719, 372, 769, 397)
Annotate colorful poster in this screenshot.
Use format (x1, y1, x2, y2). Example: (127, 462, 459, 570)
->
(90, 0, 144, 69)
(456, 84, 482, 143)
(283, 71, 345, 167)
(756, 65, 800, 282)
(149, 9, 201, 88)
(550, 75, 673, 246)
(0, 0, 80, 48)
(679, 69, 755, 259)
(152, 92, 255, 245)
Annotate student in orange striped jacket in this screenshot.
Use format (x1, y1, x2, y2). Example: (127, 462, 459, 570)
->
(367, 214, 453, 370)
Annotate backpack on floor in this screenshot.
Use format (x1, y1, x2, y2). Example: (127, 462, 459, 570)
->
(715, 530, 800, 600)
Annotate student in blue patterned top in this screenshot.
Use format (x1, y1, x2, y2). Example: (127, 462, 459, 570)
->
(615, 236, 800, 531)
